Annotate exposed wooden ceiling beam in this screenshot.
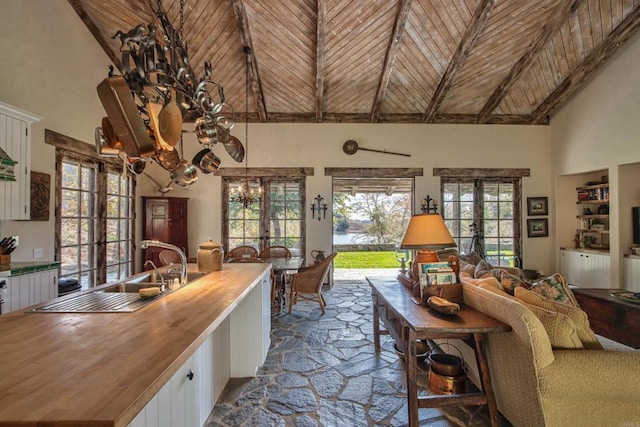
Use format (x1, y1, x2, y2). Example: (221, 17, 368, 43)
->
(477, 0, 583, 123)
(67, 0, 122, 70)
(423, 0, 494, 122)
(231, 0, 267, 122)
(370, 0, 412, 123)
(315, 0, 327, 123)
(260, 112, 544, 124)
(532, 5, 640, 123)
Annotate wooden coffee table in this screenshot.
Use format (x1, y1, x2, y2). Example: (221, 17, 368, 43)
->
(367, 277, 510, 427)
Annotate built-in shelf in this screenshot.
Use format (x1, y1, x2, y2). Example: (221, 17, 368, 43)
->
(576, 182, 609, 252)
(577, 229, 610, 234)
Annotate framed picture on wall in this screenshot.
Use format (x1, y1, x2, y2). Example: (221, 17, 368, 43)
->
(527, 197, 548, 216)
(527, 218, 548, 238)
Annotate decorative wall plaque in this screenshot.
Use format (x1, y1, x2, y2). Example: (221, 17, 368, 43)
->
(30, 171, 50, 221)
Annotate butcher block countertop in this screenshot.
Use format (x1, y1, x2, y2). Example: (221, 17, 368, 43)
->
(0, 263, 269, 426)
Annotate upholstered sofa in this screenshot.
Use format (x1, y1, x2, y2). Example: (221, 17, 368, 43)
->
(444, 271, 640, 426)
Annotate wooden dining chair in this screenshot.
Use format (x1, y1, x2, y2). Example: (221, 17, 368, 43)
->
(258, 245, 292, 259)
(158, 249, 182, 266)
(288, 252, 336, 314)
(225, 245, 259, 261)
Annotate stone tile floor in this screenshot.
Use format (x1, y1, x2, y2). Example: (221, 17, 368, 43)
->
(205, 283, 507, 427)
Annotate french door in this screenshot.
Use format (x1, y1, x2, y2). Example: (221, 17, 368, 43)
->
(441, 177, 522, 267)
(223, 177, 305, 257)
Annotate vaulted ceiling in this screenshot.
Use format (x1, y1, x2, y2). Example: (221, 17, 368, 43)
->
(69, 0, 640, 125)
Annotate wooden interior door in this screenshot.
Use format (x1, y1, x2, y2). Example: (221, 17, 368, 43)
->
(143, 197, 188, 267)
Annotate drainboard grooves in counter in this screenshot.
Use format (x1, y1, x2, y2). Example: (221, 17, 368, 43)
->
(33, 292, 142, 312)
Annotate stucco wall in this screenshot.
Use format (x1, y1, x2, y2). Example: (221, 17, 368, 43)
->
(0, 0, 111, 262)
(551, 30, 640, 286)
(0, 0, 555, 276)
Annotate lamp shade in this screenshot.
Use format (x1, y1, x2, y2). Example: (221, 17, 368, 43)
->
(400, 213, 456, 250)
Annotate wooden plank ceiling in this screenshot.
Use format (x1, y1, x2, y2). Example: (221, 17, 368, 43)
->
(70, 0, 640, 125)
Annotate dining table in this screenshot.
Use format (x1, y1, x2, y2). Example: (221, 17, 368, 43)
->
(261, 256, 304, 314)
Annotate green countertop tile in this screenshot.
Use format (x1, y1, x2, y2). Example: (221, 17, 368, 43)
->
(0, 261, 61, 277)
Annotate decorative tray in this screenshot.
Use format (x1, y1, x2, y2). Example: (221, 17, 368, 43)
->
(611, 291, 640, 304)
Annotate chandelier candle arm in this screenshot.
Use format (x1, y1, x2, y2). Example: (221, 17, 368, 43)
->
(229, 46, 262, 208)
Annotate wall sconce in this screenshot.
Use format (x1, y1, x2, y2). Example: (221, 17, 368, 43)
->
(311, 194, 328, 221)
(420, 195, 438, 214)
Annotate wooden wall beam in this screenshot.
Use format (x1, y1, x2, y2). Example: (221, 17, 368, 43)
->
(423, 0, 494, 122)
(315, 0, 327, 123)
(45, 129, 122, 166)
(231, 0, 268, 122)
(252, 112, 543, 124)
(214, 167, 314, 177)
(67, 0, 122, 70)
(477, 0, 583, 123)
(325, 167, 423, 178)
(531, 5, 640, 123)
(370, 0, 413, 123)
(433, 167, 530, 178)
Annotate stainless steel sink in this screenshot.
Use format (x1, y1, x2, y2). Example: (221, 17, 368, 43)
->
(32, 270, 209, 313)
(32, 291, 157, 313)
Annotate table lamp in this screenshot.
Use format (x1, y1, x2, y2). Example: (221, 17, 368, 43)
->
(398, 213, 457, 289)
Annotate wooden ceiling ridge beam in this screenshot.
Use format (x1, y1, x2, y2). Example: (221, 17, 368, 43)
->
(422, 0, 494, 122)
(370, 0, 413, 123)
(231, 0, 267, 122)
(316, 0, 327, 123)
(67, 0, 122, 71)
(477, 0, 583, 123)
(532, 5, 640, 123)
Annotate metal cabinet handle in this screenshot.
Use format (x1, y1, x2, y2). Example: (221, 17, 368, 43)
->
(186, 369, 194, 381)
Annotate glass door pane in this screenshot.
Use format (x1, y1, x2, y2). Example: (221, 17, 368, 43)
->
(266, 181, 302, 256)
(224, 177, 305, 258)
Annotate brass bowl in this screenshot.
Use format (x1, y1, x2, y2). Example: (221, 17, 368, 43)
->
(393, 341, 430, 361)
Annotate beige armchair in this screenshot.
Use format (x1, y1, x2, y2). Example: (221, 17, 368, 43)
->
(288, 253, 336, 314)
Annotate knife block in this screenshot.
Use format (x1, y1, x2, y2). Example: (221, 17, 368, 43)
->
(0, 254, 10, 265)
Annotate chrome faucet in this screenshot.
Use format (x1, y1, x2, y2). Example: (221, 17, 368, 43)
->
(139, 240, 187, 286)
(143, 259, 166, 287)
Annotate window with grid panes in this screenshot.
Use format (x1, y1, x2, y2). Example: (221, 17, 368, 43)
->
(442, 178, 521, 267)
(58, 155, 134, 289)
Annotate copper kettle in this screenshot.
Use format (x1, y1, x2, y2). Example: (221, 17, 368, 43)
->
(197, 240, 223, 272)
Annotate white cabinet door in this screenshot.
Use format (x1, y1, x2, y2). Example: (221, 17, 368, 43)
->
(230, 270, 270, 377)
(129, 322, 231, 427)
(560, 250, 572, 284)
(261, 273, 272, 361)
(560, 250, 609, 288)
(3, 270, 58, 314)
(585, 252, 610, 288)
(624, 257, 640, 292)
(0, 102, 41, 220)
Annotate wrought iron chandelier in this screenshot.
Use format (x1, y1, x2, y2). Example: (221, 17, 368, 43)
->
(229, 46, 262, 208)
(94, 0, 244, 187)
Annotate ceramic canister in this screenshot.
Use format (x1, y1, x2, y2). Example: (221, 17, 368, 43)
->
(197, 240, 223, 272)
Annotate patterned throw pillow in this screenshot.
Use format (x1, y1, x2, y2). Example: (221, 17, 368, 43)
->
(499, 270, 531, 295)
(460, 252, 483, 265)
(521, 302, 584, 349)
(529, 273, 578, 307)
(474, 259, 493, 278)
(459, 260, 477, 277)
(460, 271, 506, 291)
(515, 287, 603, 350)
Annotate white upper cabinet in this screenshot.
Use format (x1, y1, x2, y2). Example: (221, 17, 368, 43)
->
(0, 101, 42, 220)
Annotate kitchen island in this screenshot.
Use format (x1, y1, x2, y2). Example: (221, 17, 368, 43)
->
(0, 263, 271, 426)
